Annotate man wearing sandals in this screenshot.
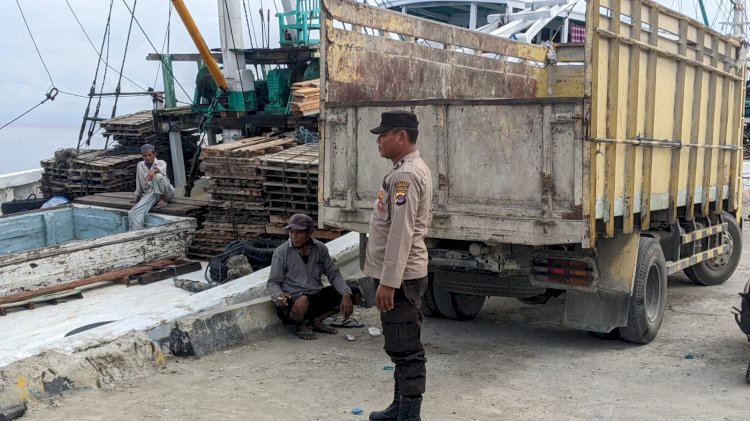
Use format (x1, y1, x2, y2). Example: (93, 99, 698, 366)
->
(366, 111, 433, 421)
(267, 213, 363, 340)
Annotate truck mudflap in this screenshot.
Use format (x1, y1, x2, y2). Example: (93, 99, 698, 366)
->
(536, 231, 640, 333)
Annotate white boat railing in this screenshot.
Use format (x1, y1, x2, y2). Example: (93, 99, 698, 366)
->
(0, 169, 43, 215)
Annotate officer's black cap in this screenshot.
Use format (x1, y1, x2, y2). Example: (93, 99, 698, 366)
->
(370, 110, 419, 134)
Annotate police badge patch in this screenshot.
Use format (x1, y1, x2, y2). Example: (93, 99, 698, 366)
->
(377, 189, 385, 212)
(394, 181, 409, 205)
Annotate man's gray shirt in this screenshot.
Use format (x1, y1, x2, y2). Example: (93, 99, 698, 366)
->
(266, 238, 351, 301)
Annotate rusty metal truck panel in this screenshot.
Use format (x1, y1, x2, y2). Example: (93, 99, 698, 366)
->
(319, 0, 746, 249)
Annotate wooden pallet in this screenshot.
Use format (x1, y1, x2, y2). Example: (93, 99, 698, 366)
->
(209, 200, 265, 211)
(259, 144, 318, 169)
(201, 222, 266, 233)
(209, 178, 265, 188)
(201, 136, 295, 158)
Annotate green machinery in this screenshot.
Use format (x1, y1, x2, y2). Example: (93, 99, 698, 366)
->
(188, 0, 321, 117)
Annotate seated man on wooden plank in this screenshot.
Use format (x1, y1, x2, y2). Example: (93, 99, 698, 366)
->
(267, 213, 369, 340)
(128, 144, 176, 230)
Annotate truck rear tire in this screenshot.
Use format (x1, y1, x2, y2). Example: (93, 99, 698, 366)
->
(620, 237, 668, 344)
(421, 274, 443, 317)
(684, 213, 742, 286)
(432, 280, 486, 321)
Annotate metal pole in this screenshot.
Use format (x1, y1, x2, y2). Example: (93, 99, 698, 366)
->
(218, 0, 247, 92)
(697, 0, 710, 27)
(161, 55, 177, 108)
(168, 130, 187, 196)
(217, 0, 246, 141)
(733, 0, 746, 37)
(469, 2, 478, 30)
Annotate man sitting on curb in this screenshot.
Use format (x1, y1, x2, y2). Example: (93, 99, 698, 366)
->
(267, 213, 367, 340)
(128, 143, 176, 230)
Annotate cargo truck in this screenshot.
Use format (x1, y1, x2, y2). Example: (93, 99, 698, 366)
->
(318, 0, 747, 343)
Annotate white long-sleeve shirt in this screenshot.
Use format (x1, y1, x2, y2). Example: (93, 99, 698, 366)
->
(134, 159, 168, 197)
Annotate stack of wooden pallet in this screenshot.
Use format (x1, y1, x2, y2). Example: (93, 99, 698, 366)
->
(260, 143, 343, 240)
(40, 150, 142, 199)
(261, 143, 319, 219)
(101, 111, 200, 183)
(74, 192, 209, 228)
(189, 134, 297, 256)
(289, 79, 320, 116)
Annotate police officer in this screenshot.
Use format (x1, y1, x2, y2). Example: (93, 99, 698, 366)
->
(365, 111, 433, 421)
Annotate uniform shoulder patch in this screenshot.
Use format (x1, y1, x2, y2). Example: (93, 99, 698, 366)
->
(395, 181, 410, 193)
(394, 181, 409, 206)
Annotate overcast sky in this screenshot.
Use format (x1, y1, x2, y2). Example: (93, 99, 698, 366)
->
(0, 0, 731, 128)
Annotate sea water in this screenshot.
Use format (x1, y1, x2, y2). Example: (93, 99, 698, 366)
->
(0, 124, 107, 174)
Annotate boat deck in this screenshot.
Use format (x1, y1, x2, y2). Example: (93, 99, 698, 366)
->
(0, 263, 206, 366)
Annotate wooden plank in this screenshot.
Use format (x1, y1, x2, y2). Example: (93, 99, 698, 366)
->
(324, 0, 549, 62)
(668, 19, 689, 224)
(201, 136, 281, 156)
(715, 42, 732, 214)
(0, 260, 180, 305)
(685, 29, 705, 221)
(603, 0, 622, 238)
(622, 0, 642, 235)
(586, 0, 601, 247)
(701, 36, 720, 216)
(132, 261, 203, 285)
(639, 6, 659, 230)
(0, 289, 84, 316)
(728, 75, 742, 212)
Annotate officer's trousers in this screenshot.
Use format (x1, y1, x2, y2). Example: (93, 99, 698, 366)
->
(378, 276, 428, 397)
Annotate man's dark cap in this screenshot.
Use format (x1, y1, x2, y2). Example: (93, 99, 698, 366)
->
(370, 110, 419, 134)
(285, 213, 315, 230)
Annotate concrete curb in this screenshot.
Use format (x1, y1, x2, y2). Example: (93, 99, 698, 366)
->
(155, 298, 282, 358)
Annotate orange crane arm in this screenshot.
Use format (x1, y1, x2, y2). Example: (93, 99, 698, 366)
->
(171, 0, 229, 91)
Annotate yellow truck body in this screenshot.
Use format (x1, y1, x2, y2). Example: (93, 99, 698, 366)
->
(319, 0, 746, 341)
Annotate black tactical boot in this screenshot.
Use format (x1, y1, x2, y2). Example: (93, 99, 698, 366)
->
(396, 395, 422, 421)
(369, 389, 400, 421)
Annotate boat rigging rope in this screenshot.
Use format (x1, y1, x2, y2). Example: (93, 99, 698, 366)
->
(0, 88, 58, 132)
(153, 3, 173, 90)
(120, 0, 195, 105)
(1, 0, 61, 132)
(85, 12, 114, 148)
(242, 0, 257, 49)
(64, 0, 148, 92)
(77, 0, 115, 150)
(110, 0, 139, 121)
(15, 0, 54, 87)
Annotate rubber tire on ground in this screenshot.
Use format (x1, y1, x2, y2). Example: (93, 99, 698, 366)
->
(432, 278, 486, 321)
(684, 213, 742, 286)
(421, 274, 442, 317)
(620, 237, 668, 344)
(588, 328, 621, 340)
